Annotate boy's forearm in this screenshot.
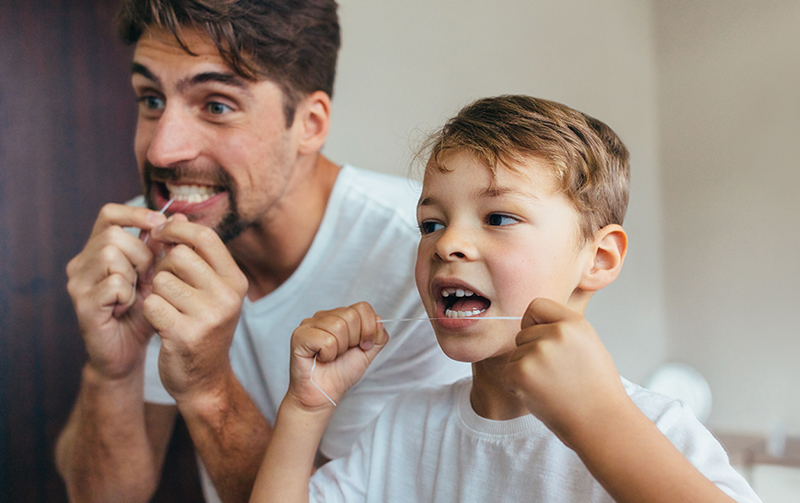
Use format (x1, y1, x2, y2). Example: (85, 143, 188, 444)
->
(55, 363, 165, 503)
(250, 396, 334, 503)
(567, 398, 737, 503)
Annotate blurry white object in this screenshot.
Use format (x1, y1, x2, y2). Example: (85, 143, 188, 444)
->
(644, 362, 712, 423)
(751, 464, 800, 503)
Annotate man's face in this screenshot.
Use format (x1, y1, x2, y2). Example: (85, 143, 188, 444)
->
(131, 28, 299, 242)
(414, 151, 593, 363)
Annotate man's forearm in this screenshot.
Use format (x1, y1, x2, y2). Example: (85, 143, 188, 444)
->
(56, 363, 166, 503)
(178, 370, 275, 503)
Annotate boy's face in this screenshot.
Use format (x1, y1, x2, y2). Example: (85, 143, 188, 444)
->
(415, 151, 594, 363)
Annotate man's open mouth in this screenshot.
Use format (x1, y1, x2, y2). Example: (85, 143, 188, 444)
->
(164, 182, 222, 204)
(440, 287, 491, 318)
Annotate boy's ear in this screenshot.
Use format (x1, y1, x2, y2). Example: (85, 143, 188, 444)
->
(294, 90, 331, 156)
(579, 224, 628, 292)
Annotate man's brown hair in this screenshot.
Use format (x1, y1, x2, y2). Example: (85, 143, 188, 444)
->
(422, 95, 631, 242)
(118, 0, 340, 125)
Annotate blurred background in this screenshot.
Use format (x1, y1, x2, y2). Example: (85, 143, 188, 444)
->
(1, 0, 798, 501)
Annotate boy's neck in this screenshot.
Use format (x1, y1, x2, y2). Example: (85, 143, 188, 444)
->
(470, 355, 531, 421)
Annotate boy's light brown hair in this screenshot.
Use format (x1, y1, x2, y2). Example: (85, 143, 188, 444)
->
(422, 95, 630, 242)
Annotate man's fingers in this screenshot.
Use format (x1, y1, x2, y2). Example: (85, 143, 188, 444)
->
(149, 218, 244, 284)
(90, 203, 166, 239)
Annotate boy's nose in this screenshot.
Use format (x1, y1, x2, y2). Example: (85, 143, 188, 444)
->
(434, 226, 476, 261)
(146, 106, 201, 168)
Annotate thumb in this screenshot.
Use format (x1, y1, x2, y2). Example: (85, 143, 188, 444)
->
(521, 298, 574, 329)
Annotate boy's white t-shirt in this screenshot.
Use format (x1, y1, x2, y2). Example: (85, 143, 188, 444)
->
(139, 165, 470, 502)
(310, 378, 762, 503)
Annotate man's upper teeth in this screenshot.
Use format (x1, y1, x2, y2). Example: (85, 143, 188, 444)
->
(165, 183, 218, 203)
(441, 288, 475, 298)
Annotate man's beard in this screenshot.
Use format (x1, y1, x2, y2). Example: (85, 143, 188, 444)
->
(142, 162, 252, 243)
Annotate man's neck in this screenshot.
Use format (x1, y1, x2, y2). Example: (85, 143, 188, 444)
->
(227, 155, 341, 300)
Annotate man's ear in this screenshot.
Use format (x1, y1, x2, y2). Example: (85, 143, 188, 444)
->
(294, 90, 331, 156)
(579, 224, 628, 292)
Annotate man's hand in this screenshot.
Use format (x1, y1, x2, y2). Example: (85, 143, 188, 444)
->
(66, 203, 167, 379)
(287, 302, 389, 410)
(142, 215, 249, 403)
(502, 298, 628, 447)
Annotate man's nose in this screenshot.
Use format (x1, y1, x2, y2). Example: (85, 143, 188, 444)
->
(146, 105, 201, 168)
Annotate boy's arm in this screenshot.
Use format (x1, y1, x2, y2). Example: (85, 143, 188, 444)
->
(250, 302, 388, 503)
(503, 298, 738, 503)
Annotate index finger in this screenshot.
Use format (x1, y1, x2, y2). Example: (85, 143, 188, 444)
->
(91, 203, 167, 239)
(148, 218, 240, 280)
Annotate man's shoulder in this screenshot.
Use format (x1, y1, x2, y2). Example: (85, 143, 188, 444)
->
(336, 165, 421, 225)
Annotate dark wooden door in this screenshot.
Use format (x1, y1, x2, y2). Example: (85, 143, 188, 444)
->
(0, 1, 203, 501)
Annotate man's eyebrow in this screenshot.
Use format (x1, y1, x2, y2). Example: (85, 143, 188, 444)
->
(131, 63, 253, 97)
(131, 62, 161, 86)
(180, 71, 252, 94)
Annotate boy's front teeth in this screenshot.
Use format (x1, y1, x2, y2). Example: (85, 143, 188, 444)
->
(165, 183, 219, 203)
(442, 288, 475, 298)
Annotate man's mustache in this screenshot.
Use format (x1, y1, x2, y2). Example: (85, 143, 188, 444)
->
(143, 162, 232, 188)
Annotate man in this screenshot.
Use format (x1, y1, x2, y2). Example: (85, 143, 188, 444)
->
(55, 1, 467, 502)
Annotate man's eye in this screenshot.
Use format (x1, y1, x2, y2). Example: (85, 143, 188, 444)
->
(419, 221, 444, 235)
(207, 102, 233, 115)
(138, 95, 165, 111)
(486, 214, 518, 226)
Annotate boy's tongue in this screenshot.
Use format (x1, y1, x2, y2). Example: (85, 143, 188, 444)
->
(449, 297, 490, 312)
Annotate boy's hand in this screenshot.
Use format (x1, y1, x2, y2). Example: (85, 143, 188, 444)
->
(287, 302, 389, 410)
(502, 298, 629, 447)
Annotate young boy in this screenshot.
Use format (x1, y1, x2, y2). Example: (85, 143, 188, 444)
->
(250, 96, 761, 502)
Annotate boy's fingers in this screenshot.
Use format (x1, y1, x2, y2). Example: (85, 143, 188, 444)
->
(349, 302, 380, 350)
(521, 298, 577, 329)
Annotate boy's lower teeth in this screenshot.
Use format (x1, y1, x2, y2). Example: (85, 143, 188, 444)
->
(445, 308, 486, 318)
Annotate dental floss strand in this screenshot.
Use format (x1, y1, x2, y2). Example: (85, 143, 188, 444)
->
(127, 198, 176, 306)
(309, 316, 523, 406)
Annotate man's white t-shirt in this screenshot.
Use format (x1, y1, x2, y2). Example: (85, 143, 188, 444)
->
(140, 165, 470, 502)
(309, 378, 762, 503)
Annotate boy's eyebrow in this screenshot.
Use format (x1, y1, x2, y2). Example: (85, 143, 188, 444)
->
(131, 62, 253, 97)
(480, 185, 540, 201)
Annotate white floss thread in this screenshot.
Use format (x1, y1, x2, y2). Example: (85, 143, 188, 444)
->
(127, 198, 175, 307)
(308, 316, 523, 406)
(310, 354, 337, 407)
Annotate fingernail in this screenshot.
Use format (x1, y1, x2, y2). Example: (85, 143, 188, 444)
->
(360, 341, 374, 350)
(146, 212, 167, 225)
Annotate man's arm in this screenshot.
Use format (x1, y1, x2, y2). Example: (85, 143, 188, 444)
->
(56, 203, 174, 502)
(55, 364, 176, 502)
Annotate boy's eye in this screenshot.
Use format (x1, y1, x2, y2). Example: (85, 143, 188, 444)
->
(486, 214, 518, 226)
(207, 102, 233, 115)
(419, 221, 444, 235)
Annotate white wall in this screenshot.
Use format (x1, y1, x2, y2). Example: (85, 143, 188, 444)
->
(655, 0, 800, 436)
(324, 0, 667, 384)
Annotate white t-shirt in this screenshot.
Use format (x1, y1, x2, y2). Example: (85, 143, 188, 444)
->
(310, 378, 762, 503)
(140, 165, 470, 502)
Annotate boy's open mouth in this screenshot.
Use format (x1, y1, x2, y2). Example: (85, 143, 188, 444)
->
(440, 287, 491, 318)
